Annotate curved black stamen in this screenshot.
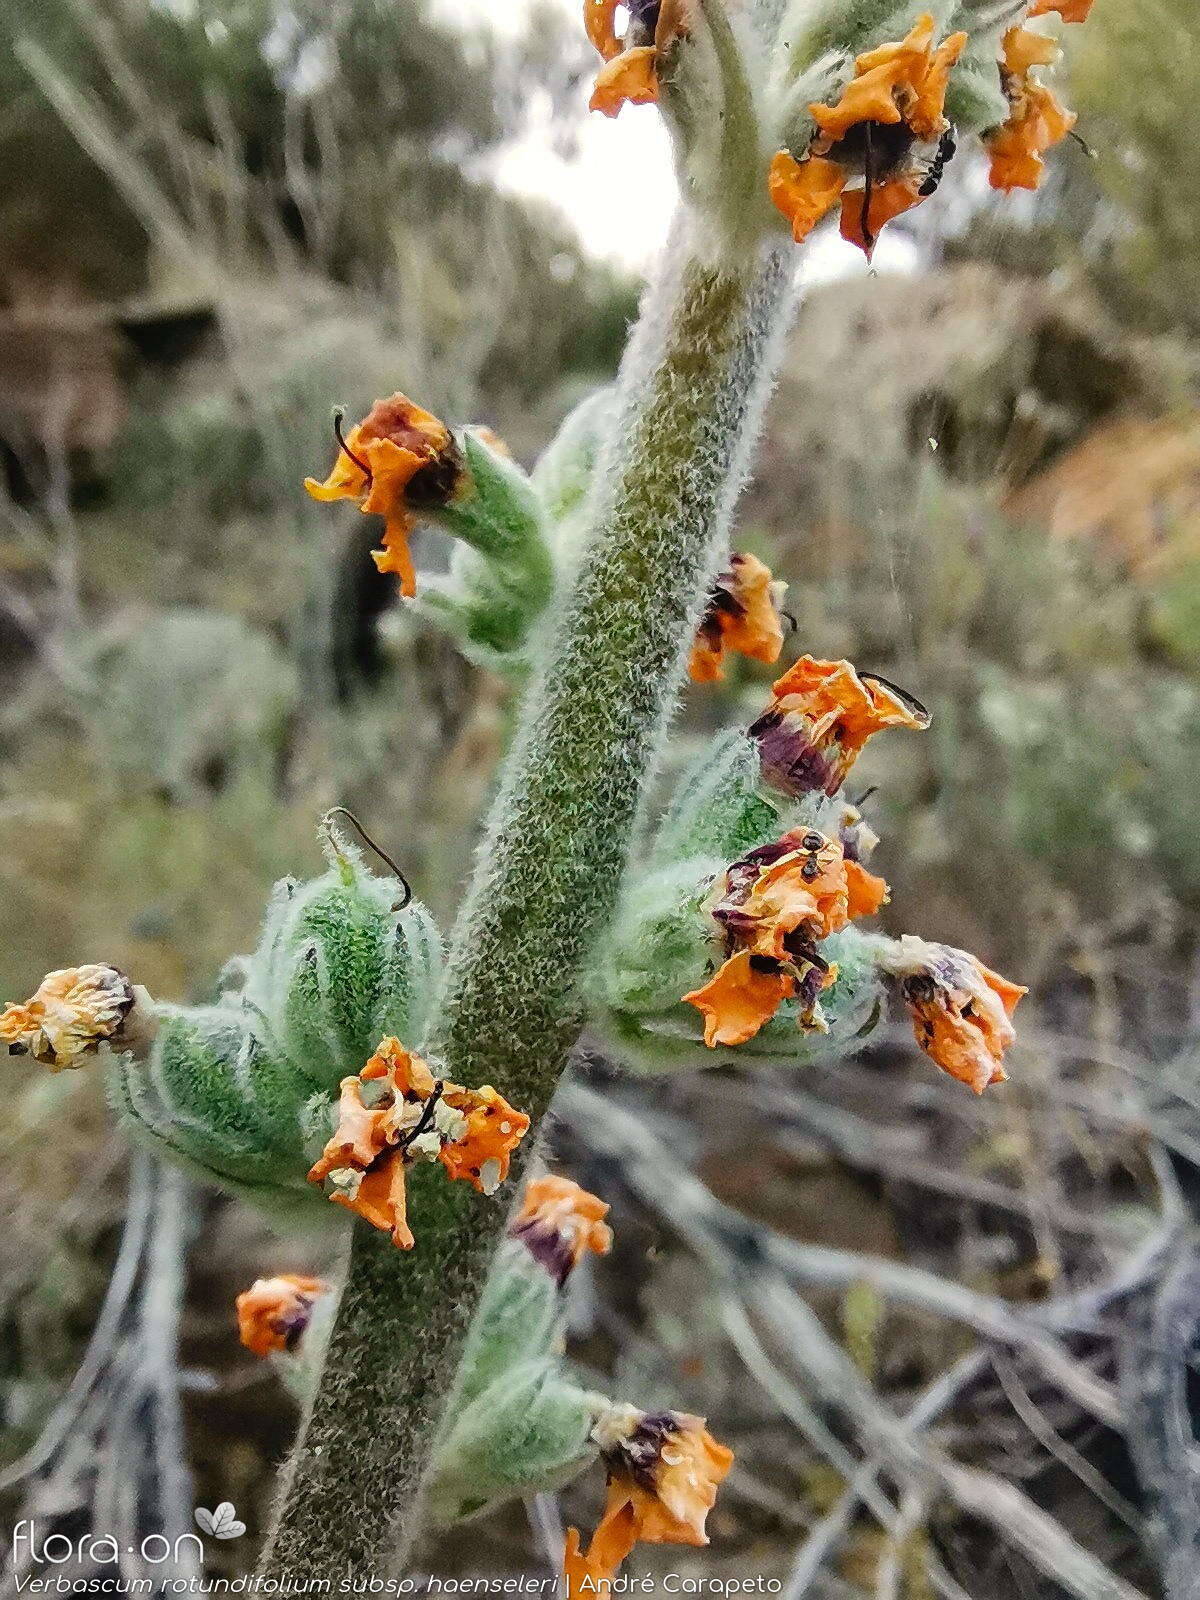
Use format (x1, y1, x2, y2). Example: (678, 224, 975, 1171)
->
(780, 609, 798, 634)
(1068, 128, 1097, 159)
(332, 407, 374, 483)
(398, 1082, 444, 1156)
(859, 671, 930, 726)
(324, 806, 413, 908)
(861, 122, 877, 255)
(853, 785, 878, 809)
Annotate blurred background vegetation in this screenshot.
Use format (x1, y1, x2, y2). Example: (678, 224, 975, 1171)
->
(2, 0, 1199, 1594)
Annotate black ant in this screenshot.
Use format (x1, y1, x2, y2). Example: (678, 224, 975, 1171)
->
(918, 127, 958, 197)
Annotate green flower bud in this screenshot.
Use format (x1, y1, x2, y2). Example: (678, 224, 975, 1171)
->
(455, 1238, 565, 1409)
(531, 388, 616, 532)
(652, 730, 788, 866)
(107, 1006, 326, 1212)
(414, 429, 557, 672)
(425, 1359, 599, 1526)
(237, 820, 442, 1097)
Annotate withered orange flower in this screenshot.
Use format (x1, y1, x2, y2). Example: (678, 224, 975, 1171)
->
(684, 950, 806, 1049)
(684, 826, 886, 1047)
(584, 0, 686, 118)
(845, 859, 889, 919)
(986, 27, 1075, 191)
(689, 553, 787, 684)
(303, 394, 459, 598)
(882, 936, 1026, 1094)
(510, 1174, 613, 1284)
(307, 1037, 530, 1247)
(771, 13, 965, 253)
(236, 1273, 327, 1357)
(1, 964, 154, 1070)
(750, 656, 929, 799)
(564, 1408, 733, 1600)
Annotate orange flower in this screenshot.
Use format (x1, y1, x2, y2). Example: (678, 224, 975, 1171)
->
(750, 656, 929, 799)
(510, 1174, 613, 1284)
(584, 0, 686, 118)
(307, 1037, 531, 1247)
(689, 553, 787, 684)
(1, 964, 154, 1070)
(303, 394, 459, 598)
(1029, 0, 1092, 19)
(768, 13, 965, 253)
(564, 1409, 733, 1599)
(236, 1273, 327, 1357)
(767, 152, 847, 245)
(882, 936, 1026, 1093)
(684, 827, 886, 1047)
(986, 27, 1075, 192)
(809, 14, 966, 146)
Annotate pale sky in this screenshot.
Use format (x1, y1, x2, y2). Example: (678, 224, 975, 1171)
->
(431, 0, 917, 282)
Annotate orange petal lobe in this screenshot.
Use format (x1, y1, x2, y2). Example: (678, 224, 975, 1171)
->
(768, 152, 846, 244)
(684, 951, 796, 1048)
(840, 176, 924, 255)
(589, 47, 658, 116)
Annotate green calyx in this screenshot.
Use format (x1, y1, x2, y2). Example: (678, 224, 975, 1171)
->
(108, 816, 443, 1214)
(412, 428, 557, 672)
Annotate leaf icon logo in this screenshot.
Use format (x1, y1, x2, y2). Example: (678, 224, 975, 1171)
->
(194, 1503, 247, 1540)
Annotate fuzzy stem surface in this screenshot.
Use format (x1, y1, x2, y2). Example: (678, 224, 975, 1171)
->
(260, 222, 795, 1580)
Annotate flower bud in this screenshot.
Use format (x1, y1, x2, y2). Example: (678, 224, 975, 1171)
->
(108, 1005, 327, 1207)
(651, 731, 787, 868)
(412, 430, 557, 672)
(426, 1360, 600, 1527)
(239, 816, 442, 1095)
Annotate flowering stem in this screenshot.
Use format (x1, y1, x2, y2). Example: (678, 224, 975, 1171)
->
(260, 221, 795, 1579)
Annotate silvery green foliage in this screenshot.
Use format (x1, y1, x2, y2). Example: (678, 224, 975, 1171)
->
(107, 827, 443, 1212)
(263, 1236, 601, 1527)
(532, 388, 616, 530)
(412, 428, 556, 672)
(424, 1239, 600, 1525)
(74, 609, 297, 801)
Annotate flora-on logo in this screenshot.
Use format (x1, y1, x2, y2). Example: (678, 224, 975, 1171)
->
(194, 1503, 246, 1540)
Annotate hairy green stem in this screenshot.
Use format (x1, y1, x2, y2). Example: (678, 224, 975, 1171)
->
(260, 222, 795, 1579)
